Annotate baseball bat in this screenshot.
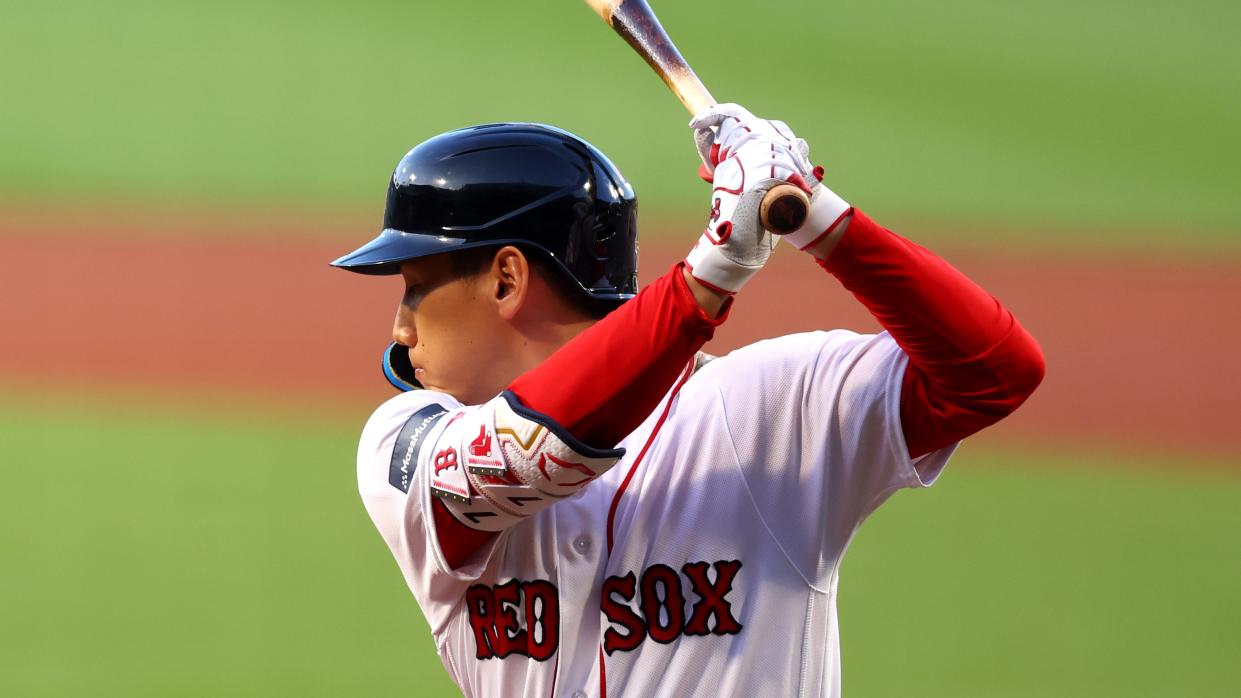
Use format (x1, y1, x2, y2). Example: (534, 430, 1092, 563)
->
(584, 0, 810, 234)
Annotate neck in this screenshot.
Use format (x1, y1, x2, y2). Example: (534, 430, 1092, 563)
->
(510, 312, 596, 372)
(461, 311, 595, 406)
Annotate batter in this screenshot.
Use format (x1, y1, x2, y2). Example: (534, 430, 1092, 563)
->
(333, 105, 1044, 697)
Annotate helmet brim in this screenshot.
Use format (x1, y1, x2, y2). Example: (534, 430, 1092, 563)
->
(329, 228, 474, 275)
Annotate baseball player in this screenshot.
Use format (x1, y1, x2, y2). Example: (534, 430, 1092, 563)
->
(333, 106, 1044, 697)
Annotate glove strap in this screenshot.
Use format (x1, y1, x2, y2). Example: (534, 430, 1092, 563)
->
(684, 227, 759, 295)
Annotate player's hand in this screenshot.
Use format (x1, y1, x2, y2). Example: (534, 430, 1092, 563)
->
(691, 103, 812, 182)
(683, 129, 802, 293)
(690, 103, 853, 255)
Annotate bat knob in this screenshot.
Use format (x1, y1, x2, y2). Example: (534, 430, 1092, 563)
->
(759, 184, 811, 235)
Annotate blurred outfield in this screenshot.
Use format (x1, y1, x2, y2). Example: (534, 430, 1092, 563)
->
(2, 0, 1240, 249)
(2, 1, 1240, 696)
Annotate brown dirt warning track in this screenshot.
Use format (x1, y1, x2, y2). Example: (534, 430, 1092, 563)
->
(2, 209, 1239, 462)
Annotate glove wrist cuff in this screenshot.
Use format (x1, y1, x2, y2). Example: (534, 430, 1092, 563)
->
(782, 187, 851, 250)
(685, 242, 758, 294)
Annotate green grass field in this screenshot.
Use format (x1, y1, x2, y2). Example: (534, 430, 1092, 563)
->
(2, 400, 1237, 696)
(3, 0, 1240, 249)
(3, 1, 1239, 695)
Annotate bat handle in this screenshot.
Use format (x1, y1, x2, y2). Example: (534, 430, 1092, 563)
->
(759, 183, 811, 235)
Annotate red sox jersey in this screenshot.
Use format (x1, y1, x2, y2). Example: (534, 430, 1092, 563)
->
(357, 330, 955, 697)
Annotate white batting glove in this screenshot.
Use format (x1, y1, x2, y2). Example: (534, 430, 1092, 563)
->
(684, 134, 802, 293)
(691, 103, 853, 253)
(692, 103, 812, 181)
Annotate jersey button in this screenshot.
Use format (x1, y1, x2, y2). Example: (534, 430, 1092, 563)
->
(571, 691, 587, 698)
(572, 534, 591, 554)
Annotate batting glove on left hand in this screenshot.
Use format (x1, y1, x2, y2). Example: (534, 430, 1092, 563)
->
(684, 130, 804, 294)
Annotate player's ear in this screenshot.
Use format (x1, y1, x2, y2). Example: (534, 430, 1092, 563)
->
(489, 245, 530, 320)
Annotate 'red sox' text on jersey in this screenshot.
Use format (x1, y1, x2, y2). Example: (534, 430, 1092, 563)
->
(357, 331, 954, 698)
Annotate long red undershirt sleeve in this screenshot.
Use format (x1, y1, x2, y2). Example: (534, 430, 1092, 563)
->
(818, 209, 1045, 458)
(508, 262, 729, 446)
(433, 263, 728, 567)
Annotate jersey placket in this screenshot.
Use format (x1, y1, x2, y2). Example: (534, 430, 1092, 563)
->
(545, 482, 614, 696)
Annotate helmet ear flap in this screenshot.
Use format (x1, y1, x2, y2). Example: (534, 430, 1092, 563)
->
(382, 342, 421, 392)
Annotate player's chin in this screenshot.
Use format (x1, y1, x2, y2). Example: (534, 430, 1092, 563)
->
(420, 378, 461, 401)
(439, 382, 488, 405)
(423, 371, 493, 404)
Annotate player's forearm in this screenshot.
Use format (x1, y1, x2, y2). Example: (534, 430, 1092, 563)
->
(508, 262, 728, 447)
(816, 210, 1045, 456)
(682, 267, 731, 318)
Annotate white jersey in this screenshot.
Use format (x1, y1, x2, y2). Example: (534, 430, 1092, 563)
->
(356, 330, 955, 697)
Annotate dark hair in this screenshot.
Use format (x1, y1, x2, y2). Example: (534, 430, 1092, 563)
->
(447, 245, 623, 320)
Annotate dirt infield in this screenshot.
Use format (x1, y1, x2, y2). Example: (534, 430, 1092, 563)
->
(2, 211, 1238, 461)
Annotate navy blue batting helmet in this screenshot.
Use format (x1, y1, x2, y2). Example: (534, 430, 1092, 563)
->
(331, 123, 639, 304)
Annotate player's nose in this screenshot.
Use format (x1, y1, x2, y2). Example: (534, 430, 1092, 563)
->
(392, 304, 416, 347)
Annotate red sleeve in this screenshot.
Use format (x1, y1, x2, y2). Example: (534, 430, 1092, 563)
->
(436, 262, 727, 568)
(509, 262, 728, 446)
(818, 210, 1045, 458)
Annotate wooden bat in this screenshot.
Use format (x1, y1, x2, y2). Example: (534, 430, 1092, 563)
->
(584, 0, 810, 234)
